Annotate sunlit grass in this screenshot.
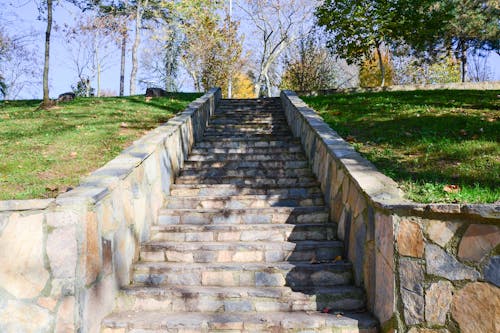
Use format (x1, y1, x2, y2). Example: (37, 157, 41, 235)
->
(303, 90, 500, 203)
(0, 93, 201, 200)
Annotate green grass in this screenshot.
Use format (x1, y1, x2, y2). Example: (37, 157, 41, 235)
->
(0, 93, 201, 200)
(302, 90, 500, 204)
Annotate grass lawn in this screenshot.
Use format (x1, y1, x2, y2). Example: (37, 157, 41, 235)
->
(302, 90, 500, 204)
(0, 93, 201, 200)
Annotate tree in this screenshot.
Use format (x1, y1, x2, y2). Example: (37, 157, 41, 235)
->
(240, 0, 315, 97)
(96, 1, 133, 96)
(394, 0, 500, 82)
(316, 0, 396, 87)
(41, 0, 53, 107)
(64, 14, 118, 97)
(280, 32, 339, 91)
(359, 48, 394, 87)
(129, 0, 149, 95)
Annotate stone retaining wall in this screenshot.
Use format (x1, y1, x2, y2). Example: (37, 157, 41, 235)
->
(280, 90, 500, 333)
(296, 81, 500, 96)
(0, 88, 222, 333)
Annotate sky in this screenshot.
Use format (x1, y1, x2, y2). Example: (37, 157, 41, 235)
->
(1, 0, 500, 100)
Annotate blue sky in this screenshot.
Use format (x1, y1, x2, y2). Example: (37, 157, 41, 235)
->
(2, 0, 500, 99)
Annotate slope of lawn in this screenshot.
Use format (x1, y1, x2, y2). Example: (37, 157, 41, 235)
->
(0, 93, 201, 200)
(302, 90, 500, 203)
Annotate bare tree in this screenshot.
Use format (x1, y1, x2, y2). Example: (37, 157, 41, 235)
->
(468, 51, 493, 82)
(63, 14, 119, 97)
(130, 0, 149, 95)
(239, 0, 316, 97)
(42, 0, 53, 107)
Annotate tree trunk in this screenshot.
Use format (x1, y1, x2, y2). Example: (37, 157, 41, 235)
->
(95, 39, 101, 97)
(120, 31, 126, 96)
(265, 73, 271, 97)
(254, 81, 261, 98)
(376, 44, 385, 87)
(130, 0, 148, 95)
(460, 43, 467, 83)
(42, 0, 53, 107)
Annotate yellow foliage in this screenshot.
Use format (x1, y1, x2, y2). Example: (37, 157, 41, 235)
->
(231, 72, 255, 98)
(359, 49, 394, 87)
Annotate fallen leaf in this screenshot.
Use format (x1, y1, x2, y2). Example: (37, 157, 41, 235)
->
(443, 185, 460, 193)
(46, 185, 58, 191)
(333, 255, 342, 262)
(471, 134, 479, 140)
(120, 122, 128, 128)
(345, 135, 356, 143)
(69, 151, 78, 158)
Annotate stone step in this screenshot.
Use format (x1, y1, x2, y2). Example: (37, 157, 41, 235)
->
(175, 175, 317, 186)
(182, 160, 309, 171)
(178, 168, 313, 180)
(164, 194, 324, 209)
(169, 183, 322, 197)
(191, 146, 303, 155)
(201, 135, 295, 142)
(139, 240, 343, 263)
(210, 118, 287, 125)
(197, 147, 302, 156)
(208, 123, 289, 129)
(194, 139, 300, 149)
(157, 206, 329, 226)
(115, 285, 366, 313)
(203, 129, 292, 136)
(102, 310, 378, 332)
(150, 223, 337, 242)
(132, 261, 353, 288)
(186, 152, 306, 161)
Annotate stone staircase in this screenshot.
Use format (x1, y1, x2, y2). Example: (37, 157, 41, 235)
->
(101, 98, 378, 332)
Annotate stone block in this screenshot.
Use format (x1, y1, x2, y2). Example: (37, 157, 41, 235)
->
(85, 212, 101, 285)
(374, 212, 395, 325)
(255, 272, 285, 287)
(425, 244, 479, 281)
(399, 258, 424, 325)
(397, 219, 424, 258)
(224, 300, 253, 312)
(0, 300, 52, 333)
(37, 297, 57, 312)
(424, 219, 459, 247)
(202, 271, 235, 286)
(47, 226, 77, 278)
(55, 296, 75, 333)
(425, 280, 453, 325)
(458, 224, 500, 262)
(451, 282, 500, 333)
(484, 256, 500, 287)
(82, 274, 116, 333)
(0, 213, 49, 298)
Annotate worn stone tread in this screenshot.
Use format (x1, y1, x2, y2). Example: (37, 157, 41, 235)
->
(142, 240, 343, 250)
(102, 311, 378, 332)
(115, 285, 366, 312)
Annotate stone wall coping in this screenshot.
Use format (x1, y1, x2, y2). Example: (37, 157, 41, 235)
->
(0, 198, 55, 212)
(296, 81, 500, 96)
(0, 88, 221, 211)
(281, 90, 500, 220)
